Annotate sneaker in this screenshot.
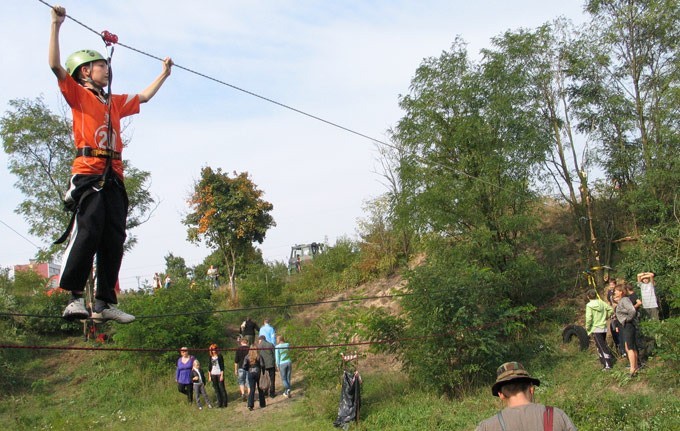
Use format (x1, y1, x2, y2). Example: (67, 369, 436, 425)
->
(198, 406, 203, 410)
(208, 404, 213, 409)
(248, 407, 253, 411)
(287, 389, 292, 397)
(91, 304, 135, 324)
(63, 298, 89, 321)
(602, 367, 612, 371)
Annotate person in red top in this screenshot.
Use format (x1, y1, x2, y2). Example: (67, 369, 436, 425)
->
(49, 5, 173, 323)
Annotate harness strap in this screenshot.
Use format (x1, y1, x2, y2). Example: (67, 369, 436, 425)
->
(53, 187, 100, 245)
(496, 412, 506, 431)
(543, 406, 554, 431)
(76, 147, 122, 160)
(495, 406, 553, 431)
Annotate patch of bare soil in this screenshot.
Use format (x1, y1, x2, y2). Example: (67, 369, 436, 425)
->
(229, 374, 307, 416)
(295, 259, 424, 377)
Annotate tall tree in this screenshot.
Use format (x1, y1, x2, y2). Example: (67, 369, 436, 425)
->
(482, 20, 608, 272)
(184, 167, 275, 299)
(0, 97, 157, 260)
(576, 0, 680, 228)
(390, 39, 555, 394)
(393, 38, 548, 257)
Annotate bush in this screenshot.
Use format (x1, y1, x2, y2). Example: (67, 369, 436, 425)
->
(641, 317, 680, 365)
(113, 282, 222, 368)
(615, 224, 679, 315)
(285, 238, 363, 300)
(238, 262, 286, 307)
(398, 243, 551, 398)
(16, 289, 80, 335)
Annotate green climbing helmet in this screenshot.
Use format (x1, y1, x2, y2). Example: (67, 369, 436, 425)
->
(65, 49, 106, 77)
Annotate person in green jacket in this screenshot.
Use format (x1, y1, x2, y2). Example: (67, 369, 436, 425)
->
(585, 289, 614, 370)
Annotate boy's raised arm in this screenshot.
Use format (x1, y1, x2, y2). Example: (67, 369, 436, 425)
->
(138, 57, 174, 103)
(49, 5, 68, 80)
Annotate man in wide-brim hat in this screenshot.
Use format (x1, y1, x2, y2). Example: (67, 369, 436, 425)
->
(475, 362, 577, 431)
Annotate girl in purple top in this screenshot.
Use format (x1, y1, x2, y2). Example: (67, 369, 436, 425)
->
(176, 347, 195, 403)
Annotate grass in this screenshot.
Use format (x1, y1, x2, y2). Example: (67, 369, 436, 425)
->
(2, 308, 679, 431)
(3, 325, 679, 430)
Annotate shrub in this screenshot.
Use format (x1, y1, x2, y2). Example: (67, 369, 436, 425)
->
(16, 289, 80, 335)
(238, 262, 286, 307)
(615, 224, 679, 315)
(113, 282, 222, 368)
(641, 317, 680, 366)
(397, 243, 551, 398)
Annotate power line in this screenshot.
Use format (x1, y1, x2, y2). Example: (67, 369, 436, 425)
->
(36, 0, 532, 205)
(0, 218, 41, 250)
(0, 290, 414, 320)
(0, 295, 553, 354)
(37, 0, 388, 147)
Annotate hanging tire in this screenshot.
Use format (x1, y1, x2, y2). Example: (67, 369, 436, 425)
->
(562, 324, 589, 351)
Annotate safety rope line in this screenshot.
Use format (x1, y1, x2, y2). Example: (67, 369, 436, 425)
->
(0, 291, 414, 320)
(35, 0, 530, 201)
(0, 294, 554, 353)
(0, 218, 42, 249)
(37, 0, 387, 147)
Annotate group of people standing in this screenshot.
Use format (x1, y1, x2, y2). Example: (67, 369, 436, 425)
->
(236, 317, 293, 410)
(584, 272, 660, 376)
(175, 345, 228, 409)
(175, 317, 293, 412)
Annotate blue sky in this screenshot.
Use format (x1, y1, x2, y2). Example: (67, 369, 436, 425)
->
(0, 1, 588, 290)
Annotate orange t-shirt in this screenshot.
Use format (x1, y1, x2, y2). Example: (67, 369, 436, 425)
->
(58, 74, 140, 179)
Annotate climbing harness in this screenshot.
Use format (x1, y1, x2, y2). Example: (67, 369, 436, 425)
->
(54, 29, 120, 246)
(75, 148, 122, 160)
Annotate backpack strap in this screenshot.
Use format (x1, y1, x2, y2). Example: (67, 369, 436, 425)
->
(496, 412, 507, 431)
(543, 405, 554, 431)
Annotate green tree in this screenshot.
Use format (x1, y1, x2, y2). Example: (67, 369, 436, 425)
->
(356, 194, 404, 277)
(10, 268, 49, 296)
(575, 0, 680, 228)
(389, 38, 558, 394)
(0, 97, 157, 259)
(163, 252, 191, 284)
(184, 167, 275, 299)
(482, 21, 608, 273)
(393, 38, 548, 263)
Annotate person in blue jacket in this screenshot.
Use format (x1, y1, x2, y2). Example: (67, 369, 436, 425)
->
(259, 318, 276, 344)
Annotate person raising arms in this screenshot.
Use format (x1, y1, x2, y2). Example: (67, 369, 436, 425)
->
(49, 5, 173, 323)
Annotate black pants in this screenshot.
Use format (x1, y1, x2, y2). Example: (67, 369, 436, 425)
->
(610, 319, 626, 356)
(178, 383, 193, 403)
(593, 332, 613, 368)
(59, 175, 128, 304)
(266, 367, 276, 396)
(247, 370, 266, 408)
(211, 375, 228, 407)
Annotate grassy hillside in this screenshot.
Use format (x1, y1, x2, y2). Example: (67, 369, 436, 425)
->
(2, 306, 679, 430)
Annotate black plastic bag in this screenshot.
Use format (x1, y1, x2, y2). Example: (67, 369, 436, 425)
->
(333, 370, 361, 428)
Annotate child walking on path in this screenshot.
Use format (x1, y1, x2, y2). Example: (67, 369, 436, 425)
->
(49, 5, 173, 323)
(191, 360, 213, 410)
(276, 335, 293, 397)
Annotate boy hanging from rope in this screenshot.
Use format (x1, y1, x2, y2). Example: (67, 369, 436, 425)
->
(49, 5, 173, 323)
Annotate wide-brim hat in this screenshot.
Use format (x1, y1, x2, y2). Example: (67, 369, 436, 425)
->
(491, 361, 540, 396)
